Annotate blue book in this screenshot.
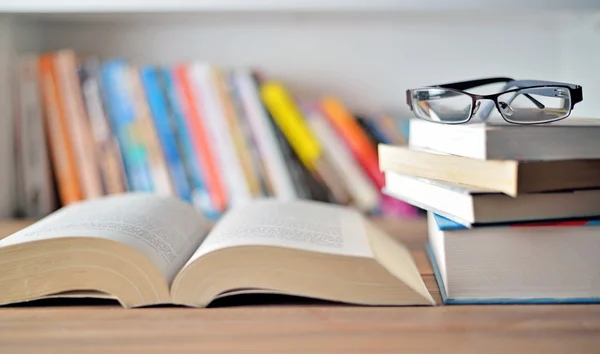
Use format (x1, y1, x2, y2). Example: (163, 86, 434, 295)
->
(427, 212, 600, 305)
(100, 61, 154, 192)
(158, 68, 220, 219)
(140, 66, 192, 202)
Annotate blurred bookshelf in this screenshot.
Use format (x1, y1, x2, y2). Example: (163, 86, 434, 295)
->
(0, 2, 599, 218)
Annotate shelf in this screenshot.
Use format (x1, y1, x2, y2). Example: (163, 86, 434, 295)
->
(2, 0, 600, 13)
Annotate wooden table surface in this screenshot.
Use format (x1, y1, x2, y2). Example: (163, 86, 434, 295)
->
(1, 218, 599, 353)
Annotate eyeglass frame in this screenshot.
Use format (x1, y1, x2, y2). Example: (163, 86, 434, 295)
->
(405, 77, 583, 125)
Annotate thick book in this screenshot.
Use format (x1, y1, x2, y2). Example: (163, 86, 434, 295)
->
(378, 144, 600, 197)
(427, 212, 600, 304)
(0, 193, 434, 308)
(409, 118, 600, 161)
(384, 171, 600, 226)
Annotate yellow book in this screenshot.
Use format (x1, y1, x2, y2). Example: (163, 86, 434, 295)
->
(260, 81, 321, 170)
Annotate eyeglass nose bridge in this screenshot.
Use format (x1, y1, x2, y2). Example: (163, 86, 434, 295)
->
(471, 96, 498, 121)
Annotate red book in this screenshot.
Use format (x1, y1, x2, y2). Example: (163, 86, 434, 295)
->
(174, 64, 227, 212)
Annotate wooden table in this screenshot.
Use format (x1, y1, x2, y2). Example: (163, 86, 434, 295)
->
(1, 218, 599, 353)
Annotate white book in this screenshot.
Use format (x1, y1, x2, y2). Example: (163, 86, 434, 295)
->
(0, 193, 433, 308)
(305, 108, 379, 212)
(409, 117, 600, 160)
(190, 63, 251, 208)
(384, 171, 600, 226)
(15, 55, 56, 217)
(232, 70, 297, 200)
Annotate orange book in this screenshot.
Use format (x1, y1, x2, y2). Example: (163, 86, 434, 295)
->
(54, 50, 104, 199)
(320, 97, 385, 189)
(38, 55, 83, 205)
(174, 64, 227, 212)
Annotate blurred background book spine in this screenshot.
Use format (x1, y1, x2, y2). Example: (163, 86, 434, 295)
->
(13, 49, 418, 220)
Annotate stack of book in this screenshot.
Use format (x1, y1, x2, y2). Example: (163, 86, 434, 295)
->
(13, 49, 417, 220)
(380, 118, 600, 304)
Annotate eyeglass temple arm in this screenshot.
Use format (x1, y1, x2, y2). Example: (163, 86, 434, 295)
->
(434, 77, 515, 90)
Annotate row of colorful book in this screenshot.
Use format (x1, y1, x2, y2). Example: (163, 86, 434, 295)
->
(379, 117, 600, 304)
(13, 49, 417, 219)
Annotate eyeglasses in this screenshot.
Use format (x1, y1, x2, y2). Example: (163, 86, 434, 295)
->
(406, 77, 583, 125)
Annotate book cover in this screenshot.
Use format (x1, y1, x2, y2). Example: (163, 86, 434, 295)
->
(433, 212, 600, 231)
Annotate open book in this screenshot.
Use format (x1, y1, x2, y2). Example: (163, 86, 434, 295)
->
(0, 193, 434, 308)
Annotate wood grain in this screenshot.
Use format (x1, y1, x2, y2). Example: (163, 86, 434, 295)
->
(1, 217, 599, 353)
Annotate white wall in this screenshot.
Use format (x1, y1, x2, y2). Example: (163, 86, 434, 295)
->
(36, 12, 600, 117)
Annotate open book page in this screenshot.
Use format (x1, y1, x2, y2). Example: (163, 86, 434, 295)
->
(186, 199, 373, 265)
(0, 193, 209, 283)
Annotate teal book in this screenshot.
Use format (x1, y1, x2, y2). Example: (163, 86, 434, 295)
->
(158, 68, 219, 219)
(140, 66, 192, 202)
(100, 60, 154, 192)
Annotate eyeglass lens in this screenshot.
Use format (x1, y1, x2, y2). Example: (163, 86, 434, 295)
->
(411, 89, 472, 123)
(497, 87, 571, 123)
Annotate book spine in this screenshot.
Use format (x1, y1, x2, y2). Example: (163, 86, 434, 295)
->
(304, 106, 380, 212)
(260, 81, 322, 170)
(78, 58, 128, 195)
(269, 111, 323, 201)
(38, 54, 83, 205)
(355, 115, 389, 145)
(53, 50, 104, 200)
(174, 64, 228, 212)
(227, 71, 270, 197)
(16, 55, 56, 216)
(320, 97, 385, 189)
(140, 65, 192, 202)
(159, 68, 217, 217)
(100, 60, 154, 192)
(127, 65, 174, 196)
(260, 82, 350, 204)
(232, 71, 297, 200)
(189, 63, 251, 208)
(213, 68, 264, 198)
